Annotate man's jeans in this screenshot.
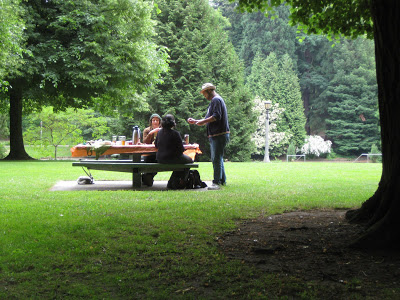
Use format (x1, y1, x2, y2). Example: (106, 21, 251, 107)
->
(209, 133, 230, 185)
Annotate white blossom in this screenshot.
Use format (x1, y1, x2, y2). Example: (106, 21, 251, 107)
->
(300, 135, 332, 157)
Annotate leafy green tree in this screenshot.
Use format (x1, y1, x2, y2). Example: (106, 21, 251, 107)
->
(148, 0, 255, 161)
(247, 52, 306, 148)
(233, 0, 400, 248)
(24, 107, 108, 160)
(0, 0, 24, 84)
(1, 0, 168, 160)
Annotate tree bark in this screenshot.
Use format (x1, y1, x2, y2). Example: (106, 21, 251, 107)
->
(4, 82, 33, 160)
(346, 0, 400, 248)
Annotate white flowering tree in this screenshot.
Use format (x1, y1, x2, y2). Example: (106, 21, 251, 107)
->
(252, 96, 292, 158)
(300, 135, 332, 158)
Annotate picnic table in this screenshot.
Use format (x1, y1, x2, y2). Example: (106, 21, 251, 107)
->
(70, 143, 202, 188)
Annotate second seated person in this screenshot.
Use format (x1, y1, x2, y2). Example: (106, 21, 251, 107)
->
(155, 114, 193, 164)
(143, 113, 162, 144)
(141, 113, 161, 187)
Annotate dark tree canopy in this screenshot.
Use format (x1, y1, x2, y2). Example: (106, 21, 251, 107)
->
(234, 0, 373, 39)
(233, 0, 400, 249)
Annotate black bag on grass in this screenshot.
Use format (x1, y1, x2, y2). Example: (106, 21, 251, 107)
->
(167, 170, 207, 189)
(167, 171, 187, 189)
(190, 170, 207, 189)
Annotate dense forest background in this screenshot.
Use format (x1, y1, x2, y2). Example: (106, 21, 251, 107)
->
(0, 0, 380, 161)
(216, 1, 380, 158)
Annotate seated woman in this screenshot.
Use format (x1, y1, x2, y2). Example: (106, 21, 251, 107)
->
(155, 114, 193, 164)
(141, 113, 161, 186)
(143, 113, 162, 144)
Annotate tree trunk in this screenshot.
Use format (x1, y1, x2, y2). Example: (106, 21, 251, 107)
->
(303, 88, 311, 135)
(4, 83, 33, 160)
(346, 0, 400, 248)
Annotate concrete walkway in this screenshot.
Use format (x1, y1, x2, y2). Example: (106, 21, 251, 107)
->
(50, 180, 212, 191)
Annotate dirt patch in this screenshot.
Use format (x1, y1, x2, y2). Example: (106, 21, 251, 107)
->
(218, 210, 400, 298)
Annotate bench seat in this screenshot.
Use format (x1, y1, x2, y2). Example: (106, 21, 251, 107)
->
(73, 160, 199, 188)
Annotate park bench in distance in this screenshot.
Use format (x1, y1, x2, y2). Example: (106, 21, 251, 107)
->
(72, 160, 199, 188)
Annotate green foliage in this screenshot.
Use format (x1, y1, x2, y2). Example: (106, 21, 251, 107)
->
(220, 2, 379, 156)
(247, 52, 306, 148)
(296, 34, 336, 135)
(0, 0, 24, 86)
(218, 3, 298, 76)
(2, 0, 168, 159)
(0, 143, 7, 159)
(5, 0, 168, 110)
(287, 142, 295, 161)
(325, 39, 379, 155)
(369, 144, 381, 163)
(0, 113, 9, 139)
(233, 0, 373, 39)
(148, 0, 255, 161)
(24, 107, 108, 159)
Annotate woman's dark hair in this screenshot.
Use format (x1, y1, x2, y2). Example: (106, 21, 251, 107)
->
(161, 114, 176, 129)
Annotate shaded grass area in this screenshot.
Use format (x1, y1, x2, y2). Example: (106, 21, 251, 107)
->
(0, 161, 381, 298)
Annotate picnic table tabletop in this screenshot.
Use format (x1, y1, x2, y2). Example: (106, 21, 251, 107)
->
(70, 143, 202, 160)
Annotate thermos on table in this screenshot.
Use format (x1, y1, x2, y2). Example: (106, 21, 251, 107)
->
(132, 126, 141, 145)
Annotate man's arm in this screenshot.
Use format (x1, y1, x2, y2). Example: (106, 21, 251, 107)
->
(187, 116, 216, 126)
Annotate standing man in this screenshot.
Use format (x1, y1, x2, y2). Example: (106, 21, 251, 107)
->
(187, 83, 230, 189)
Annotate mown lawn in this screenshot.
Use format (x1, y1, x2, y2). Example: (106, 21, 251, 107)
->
(0, 160, 381, 298)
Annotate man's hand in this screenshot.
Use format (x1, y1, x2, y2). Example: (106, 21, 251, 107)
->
(187, 118, 197, 124)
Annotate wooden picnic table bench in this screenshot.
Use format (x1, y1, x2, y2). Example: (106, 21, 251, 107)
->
(73, 160, 199, 188)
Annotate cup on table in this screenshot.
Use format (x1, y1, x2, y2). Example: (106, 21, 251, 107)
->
(112, 135, 117, 144)
(119, 136, 126, 145)
(184, 134, 189, 145)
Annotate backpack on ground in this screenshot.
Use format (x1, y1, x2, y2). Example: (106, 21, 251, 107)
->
(189, 170, 207, 189)
(167, 170, 207, 190)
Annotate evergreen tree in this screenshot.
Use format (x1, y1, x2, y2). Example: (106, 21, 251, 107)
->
(247, 52, 306, 149)
(324, 38, 379, 155)
(278, 54, 306, 147)
(216, 2, 298, 76)
(295, 35, 334, 135)
(147, 0, 255, 161)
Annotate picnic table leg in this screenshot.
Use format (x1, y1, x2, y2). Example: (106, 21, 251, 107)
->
(132, 168, 142, 188)
(131, 153, 142, 162)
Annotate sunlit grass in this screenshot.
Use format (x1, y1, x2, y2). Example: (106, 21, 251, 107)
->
(0, 160, 381, 298)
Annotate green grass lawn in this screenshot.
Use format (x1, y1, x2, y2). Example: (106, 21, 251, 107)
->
(0, 160, 381, 298)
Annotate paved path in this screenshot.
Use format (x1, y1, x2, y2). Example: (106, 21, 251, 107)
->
(50, 180, 212, 191)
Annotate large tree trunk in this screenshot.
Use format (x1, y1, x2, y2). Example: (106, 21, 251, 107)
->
(4, 83, 33, 160)
(346, 0, 400, 248)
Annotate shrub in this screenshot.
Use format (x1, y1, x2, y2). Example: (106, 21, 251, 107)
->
(0, 143, 8, 159)
(287, 142, 296, 162)
(327, 150, 337, 160)
(369, 144, 381, 163)
(300, 135, 332, 158)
